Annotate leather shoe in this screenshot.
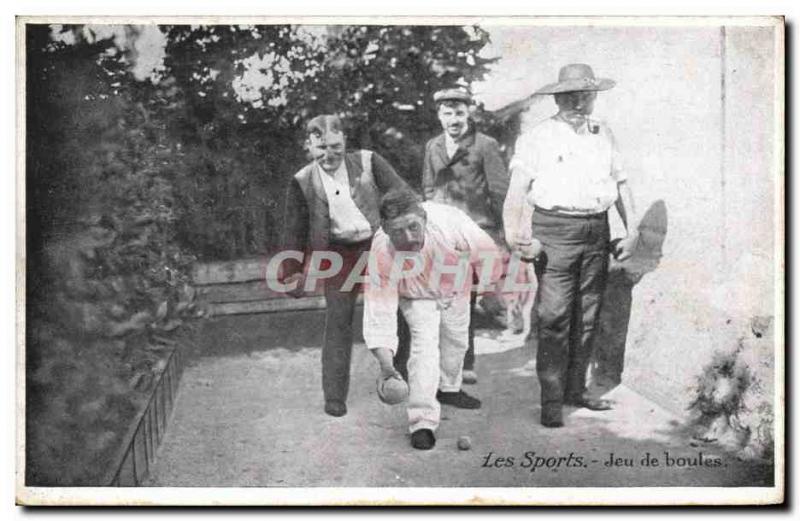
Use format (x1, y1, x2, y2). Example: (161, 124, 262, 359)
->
(410, 429, 436, 450)
(436, 390, 482, 409)
(324, 400, 347, 417)
(565, 397, 613, 411)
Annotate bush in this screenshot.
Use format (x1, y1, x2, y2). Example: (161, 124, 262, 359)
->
(25, 22, 500, 484)
(25, 25, 201, 485)
(687, 316, 775, 462)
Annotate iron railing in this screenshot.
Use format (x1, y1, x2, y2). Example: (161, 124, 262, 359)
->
(106, 345, 185, 486)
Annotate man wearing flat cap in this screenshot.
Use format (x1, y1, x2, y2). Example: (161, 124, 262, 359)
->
(415, 87, 510, 396)
(504, 64, 639, 428)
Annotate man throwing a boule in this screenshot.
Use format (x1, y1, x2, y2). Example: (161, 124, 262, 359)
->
(364, 189, 501, 450)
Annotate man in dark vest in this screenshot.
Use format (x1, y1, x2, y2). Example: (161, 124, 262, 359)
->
(280, 114, 408, 417)
(420, 88, 510, 389)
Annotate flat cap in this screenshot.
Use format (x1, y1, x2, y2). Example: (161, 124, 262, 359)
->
(433, 88, 472, 104)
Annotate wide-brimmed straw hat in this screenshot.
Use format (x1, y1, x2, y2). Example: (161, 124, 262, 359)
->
(535, 64, 616, 95)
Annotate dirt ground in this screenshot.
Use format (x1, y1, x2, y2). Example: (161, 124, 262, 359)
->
(145, 318, 772, 488)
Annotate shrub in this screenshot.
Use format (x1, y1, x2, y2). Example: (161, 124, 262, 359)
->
(26, 24, 201, 485)
(688, 316, 775, 462)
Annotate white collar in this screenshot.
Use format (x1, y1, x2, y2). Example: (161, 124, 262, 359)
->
(444, 132, 464, 149)
(318, 159, 348, 182)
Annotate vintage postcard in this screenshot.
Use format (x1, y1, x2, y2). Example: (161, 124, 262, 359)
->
(16, 15, 784, 506)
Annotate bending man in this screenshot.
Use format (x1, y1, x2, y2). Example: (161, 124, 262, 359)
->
(364, 189, 501, 450)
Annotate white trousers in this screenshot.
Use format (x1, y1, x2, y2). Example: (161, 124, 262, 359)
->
(399, 294, 470, 433)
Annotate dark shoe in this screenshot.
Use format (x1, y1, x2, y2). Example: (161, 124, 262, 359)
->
(541, 405, 564, 428)
(565, 397, 613, 411)
(324, 400, 347, 417)
(410, 429, 436, 450)
(436, 390, 482, 409)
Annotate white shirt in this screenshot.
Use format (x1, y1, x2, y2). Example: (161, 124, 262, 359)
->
(316, 161, 373, 243)
(504, 117, 625, 248)
(363, 202, 502, 352)
(444, 133, 460, 159)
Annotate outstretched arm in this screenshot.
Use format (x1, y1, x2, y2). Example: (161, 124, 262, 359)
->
(363, 235, 403, 378)
(370, 347, 401, 379)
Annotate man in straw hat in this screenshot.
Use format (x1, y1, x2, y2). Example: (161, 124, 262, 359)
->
(503, 64, 639, 428)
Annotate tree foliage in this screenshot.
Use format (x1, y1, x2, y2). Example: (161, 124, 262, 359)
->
(157, 24, 498, 258)
(26, 24, 201, 485)
(26, 22, 498, 484)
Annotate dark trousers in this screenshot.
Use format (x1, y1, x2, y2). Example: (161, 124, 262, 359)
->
(321, 240, 371, 405)
(532, 210, 609, 414)
(395, 309, 411, 380)
(464, 227, 503, 371)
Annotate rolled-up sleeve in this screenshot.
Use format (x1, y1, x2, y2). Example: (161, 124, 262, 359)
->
(363, 235, 400, 354)
(504, 135, 537, 251)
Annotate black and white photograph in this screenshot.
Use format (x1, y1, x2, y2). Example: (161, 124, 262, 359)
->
(15, 15, 784, 506)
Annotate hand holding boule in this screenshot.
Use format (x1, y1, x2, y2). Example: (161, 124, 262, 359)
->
(519, 238, 543, 263)
(380, 364, 401, 381)
(613, 234, 638, 261)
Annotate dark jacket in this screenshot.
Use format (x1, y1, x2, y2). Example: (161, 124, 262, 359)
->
(280, 150, 407, 280)
(422, 128, 509, 232)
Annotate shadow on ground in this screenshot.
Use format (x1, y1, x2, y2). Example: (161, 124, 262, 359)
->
(193, 307, 363, 356)
(166, 197, 775, 488)
(147, 328, 772, 488)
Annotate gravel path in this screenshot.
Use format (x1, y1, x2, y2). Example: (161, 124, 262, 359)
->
(145, 340, 772, 488)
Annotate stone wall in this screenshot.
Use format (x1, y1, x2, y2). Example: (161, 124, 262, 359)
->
(479, 22, 782, 452)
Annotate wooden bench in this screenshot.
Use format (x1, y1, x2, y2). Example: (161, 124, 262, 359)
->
(193, 257, 362, 316)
